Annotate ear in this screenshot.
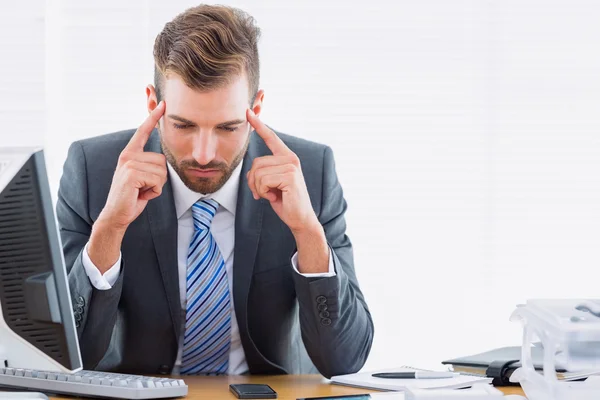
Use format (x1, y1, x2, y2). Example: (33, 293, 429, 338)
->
(146, 85, 159, 112)
(251, 89, 265, 117)
(146, 85, 161, 128)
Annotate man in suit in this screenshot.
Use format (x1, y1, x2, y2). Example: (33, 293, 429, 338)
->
(57, 4, 373, 378)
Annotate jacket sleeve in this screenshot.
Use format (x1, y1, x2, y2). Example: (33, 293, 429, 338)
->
(56, 141, 124, 369)
(292, 145, 374, 378)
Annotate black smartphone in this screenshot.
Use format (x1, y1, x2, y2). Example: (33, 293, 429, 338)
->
(229, 384, 278, 399)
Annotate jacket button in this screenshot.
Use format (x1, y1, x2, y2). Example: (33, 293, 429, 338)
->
(74, 313, 82, 322)
(319, 311, 330, 319)
(317, 303, 328, 311)
(158, 365, 170, 375)
(75, 321, 81, 328)
(77, 296, 85, 306)
(75, 306, 84, 314)
(321, 318, 332, 326)
(316, 296, 327, 304)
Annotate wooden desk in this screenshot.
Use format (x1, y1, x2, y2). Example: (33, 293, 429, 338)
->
(48, 374, 525, 399)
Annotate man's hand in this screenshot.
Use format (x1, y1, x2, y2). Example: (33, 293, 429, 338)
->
(246, 109, 330, 273)
(98, 101, 168, 230)
(89, 101, 167, 273)
(246, 109, 320, 234)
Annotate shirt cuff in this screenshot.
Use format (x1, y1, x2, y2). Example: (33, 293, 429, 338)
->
(291, 247, 336, 278)
(81, 242, 122, 290)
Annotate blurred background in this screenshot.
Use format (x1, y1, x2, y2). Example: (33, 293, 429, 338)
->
(2, 0, 600, 371)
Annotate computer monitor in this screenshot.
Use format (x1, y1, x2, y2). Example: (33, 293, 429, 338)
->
(0, 147, 82, 373)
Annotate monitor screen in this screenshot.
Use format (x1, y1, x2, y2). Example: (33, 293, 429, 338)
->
(0, 148, 82, 372)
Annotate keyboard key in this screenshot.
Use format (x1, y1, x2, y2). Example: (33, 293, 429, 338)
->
(128, 380, 144, 388)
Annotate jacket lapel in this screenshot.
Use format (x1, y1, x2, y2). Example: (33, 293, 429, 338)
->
(233, 131, 265, 329)
(144, 130, 181, 344)
(232, 131, 287, 373)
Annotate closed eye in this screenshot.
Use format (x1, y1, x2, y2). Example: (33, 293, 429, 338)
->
(219, 126, 238, 132)
(173, 123, 193, 130)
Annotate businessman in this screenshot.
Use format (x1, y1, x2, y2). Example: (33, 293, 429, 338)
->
(57, 4, 373, 378)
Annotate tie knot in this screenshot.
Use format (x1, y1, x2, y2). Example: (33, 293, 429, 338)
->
(191, 199, 219, 231)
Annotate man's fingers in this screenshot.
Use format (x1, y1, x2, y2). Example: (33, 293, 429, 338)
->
(139, 187, 162, 201)
(123, 151, 167, 167)
(124, 160, 168, 182)
(250, 155, 298, 171)
(257, 174, 286, 202)
(247, 159, 297, 200)
(135, 172, 164, 195)
(253, 165, 295, 200)
(247, 168, 258, 200)
(126, 101, 166, 152)
(122, 161, 167, 195)
(126, 170, 164, 195)
(246, 109, 290, 155)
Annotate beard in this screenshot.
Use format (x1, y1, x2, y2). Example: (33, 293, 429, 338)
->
(160, 131, 250, 194)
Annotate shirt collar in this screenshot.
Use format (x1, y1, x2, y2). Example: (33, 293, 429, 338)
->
(168, 162, 242, 219)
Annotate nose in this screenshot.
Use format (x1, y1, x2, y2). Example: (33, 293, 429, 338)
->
(192, 131, 217, 166)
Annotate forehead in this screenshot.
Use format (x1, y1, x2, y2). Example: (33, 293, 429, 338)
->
(163, 73, 250, 122)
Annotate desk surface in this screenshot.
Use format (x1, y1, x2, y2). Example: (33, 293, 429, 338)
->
(48, 374, 525, 399)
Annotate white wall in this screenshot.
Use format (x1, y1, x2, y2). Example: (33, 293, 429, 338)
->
(0, 1, 45, 146)
(6, 0, 600, 371)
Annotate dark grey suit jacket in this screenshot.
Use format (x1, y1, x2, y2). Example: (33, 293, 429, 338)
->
(56, 128, 373, 378)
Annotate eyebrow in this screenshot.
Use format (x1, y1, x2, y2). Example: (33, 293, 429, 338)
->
(167, 114, 245, 128)
(216, 119, 246, 129)
(167, 115, 197, 126)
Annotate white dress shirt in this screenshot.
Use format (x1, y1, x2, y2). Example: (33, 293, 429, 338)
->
(82, 161, 335, 375)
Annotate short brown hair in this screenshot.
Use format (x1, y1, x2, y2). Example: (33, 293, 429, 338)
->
(153, 5, 261, 104)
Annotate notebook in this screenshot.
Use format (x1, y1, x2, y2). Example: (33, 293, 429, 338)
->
(330, 366, 492, 391)
(442, 346, 600, 384)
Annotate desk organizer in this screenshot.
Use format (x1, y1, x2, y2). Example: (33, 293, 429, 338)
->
(510, 299, 600, 400)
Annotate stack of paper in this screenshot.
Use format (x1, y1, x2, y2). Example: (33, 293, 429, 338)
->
(330, 367, 492, 391)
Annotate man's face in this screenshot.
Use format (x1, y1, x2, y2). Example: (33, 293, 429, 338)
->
(155, 73, 260, 194)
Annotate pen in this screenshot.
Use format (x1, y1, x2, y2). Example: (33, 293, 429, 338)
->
(372, 372, 458, 379)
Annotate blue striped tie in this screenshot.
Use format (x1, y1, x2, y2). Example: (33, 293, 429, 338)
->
(181, 198, 231, 375)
